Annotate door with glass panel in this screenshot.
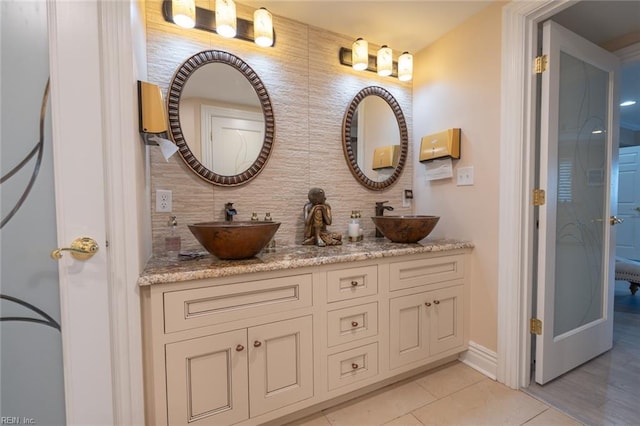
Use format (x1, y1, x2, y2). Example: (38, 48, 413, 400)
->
(535, 21, 620, 385)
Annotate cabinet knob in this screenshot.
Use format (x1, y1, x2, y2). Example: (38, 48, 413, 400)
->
(350, 280, 359, 287)
(425, 302, 432, 307)
(433, 300, 440, 305)
(351, 363, 359, 370)
(351, 321, 359, 327)
(253, 340, 262, 348)
(235, 344, 245, 352)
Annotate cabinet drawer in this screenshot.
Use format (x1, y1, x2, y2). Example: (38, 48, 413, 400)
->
(327, 302, 378, 347)
(327, 265, 378, 302)
(390, 255, 464, 291)
(164, 274, 312, 333)
(327, 343, 378, 390)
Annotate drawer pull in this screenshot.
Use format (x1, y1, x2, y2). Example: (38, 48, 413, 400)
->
(425, 302, 432, 307)
(350, 280, 359, 287)
(235, 344, 245, 352)
(351, 363, 359, 370)
(351, 321, 359, 327)
(433, 300, 440, 305)
(253, 340, 262, 348)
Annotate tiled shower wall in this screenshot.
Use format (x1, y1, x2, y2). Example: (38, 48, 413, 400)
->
(146, 0, 413, 253)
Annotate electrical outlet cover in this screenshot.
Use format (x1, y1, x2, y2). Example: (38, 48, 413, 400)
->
(156, 189, 172, 212)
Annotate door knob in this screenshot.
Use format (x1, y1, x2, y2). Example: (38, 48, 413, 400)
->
(51, 237, 99, 260)
(610, 216, 624, 226)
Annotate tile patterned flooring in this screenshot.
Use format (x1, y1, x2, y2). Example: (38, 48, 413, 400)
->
(289, 362, 580, 426)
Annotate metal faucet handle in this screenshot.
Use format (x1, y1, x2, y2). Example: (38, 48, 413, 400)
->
(375, 200, 390, 206)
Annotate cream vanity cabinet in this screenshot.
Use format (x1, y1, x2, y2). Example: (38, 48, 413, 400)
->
(142, 273, 315, 425)
(141, 246, 471, 425)
(388, 254, 466, 371)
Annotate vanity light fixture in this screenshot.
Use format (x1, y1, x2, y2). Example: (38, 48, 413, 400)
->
(254, 7, 273, 47)
(215, 0, 236, 38)
(377, 45, 393, 77)
(161, 0, 276, 47)
(339, 41, 411, 81)
(398, 52, 413, 82)
(171, 0, 195, 28)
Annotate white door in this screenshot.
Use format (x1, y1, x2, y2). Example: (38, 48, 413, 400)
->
(616, 146, 640, 259)
(535, 21, 620, 385)
(48, 1, 115, 423)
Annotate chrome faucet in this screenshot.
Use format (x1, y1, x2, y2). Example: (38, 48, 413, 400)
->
(225, 202, 237, 221)
(375, 201, 394, 237)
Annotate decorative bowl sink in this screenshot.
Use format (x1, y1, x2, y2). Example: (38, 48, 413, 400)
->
(370, 215, 440, 243)
(188, 221, 280, 260)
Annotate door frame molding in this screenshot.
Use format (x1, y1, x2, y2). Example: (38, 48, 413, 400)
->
(498, 1, 640, 389)
(48, 1, 146, 423)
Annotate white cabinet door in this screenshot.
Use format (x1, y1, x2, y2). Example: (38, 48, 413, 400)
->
(166, 329, 249, 425)
(248, 316, 314, 417)
(389, 294, 430, 369)
(389, 286, 464, 369)
(428, 286, 464, 356)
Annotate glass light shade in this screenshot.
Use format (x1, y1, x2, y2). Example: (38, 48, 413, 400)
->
(398, 51, 413, 82)
(215, 0, 236, 38)
(254, 8, 273, 47)
(172, 0, 195, 28)
(377, 45, 393, 76)
(352, 38, 368, 71)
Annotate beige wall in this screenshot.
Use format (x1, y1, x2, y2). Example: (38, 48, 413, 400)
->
(412, 2, 505, 352)
(146, 0, 413, 253)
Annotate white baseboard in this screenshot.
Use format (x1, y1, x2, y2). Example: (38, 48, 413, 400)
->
(459, 341, 498, 380)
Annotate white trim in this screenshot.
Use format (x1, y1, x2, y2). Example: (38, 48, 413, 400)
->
(459, 341, 498, 380)
(498, 0, 573, 390)
(99, 1, 146, 425)
(616, 42, 640, 63)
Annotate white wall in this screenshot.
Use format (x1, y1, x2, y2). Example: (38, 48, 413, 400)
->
(412, 2, 506, 352)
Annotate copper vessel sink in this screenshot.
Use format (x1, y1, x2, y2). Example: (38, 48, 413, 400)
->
(188, 221, 280, 260)
(370, 215, 440, 243)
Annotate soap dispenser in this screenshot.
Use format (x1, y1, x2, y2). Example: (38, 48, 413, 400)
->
(165, 215, 181, 258)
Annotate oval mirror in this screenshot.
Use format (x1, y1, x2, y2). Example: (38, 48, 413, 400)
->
(167, 50, 275, 186)
(342, 86, 408, 190)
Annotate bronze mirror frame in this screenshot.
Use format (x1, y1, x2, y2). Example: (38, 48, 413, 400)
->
(342, 86, 408, 190)
(167, 50, 275, 186)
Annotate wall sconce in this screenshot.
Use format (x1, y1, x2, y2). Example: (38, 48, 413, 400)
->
(339, 40, 412, 81)
(162, 0, 276, 47)
(137, 81, 178, 161)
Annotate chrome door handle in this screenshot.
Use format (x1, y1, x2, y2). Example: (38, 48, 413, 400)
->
(51, 237, 99, 260)
(610, 216, 624, 226)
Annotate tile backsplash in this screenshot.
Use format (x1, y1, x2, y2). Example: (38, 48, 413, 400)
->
(146, 0, 413, 254)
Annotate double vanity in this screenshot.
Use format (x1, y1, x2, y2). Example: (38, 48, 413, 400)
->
(139, 240, 472, 425)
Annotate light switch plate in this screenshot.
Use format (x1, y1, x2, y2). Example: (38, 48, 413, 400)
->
(457, 166, 474, 186)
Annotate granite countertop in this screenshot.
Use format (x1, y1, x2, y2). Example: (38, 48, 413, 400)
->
(137, 238, 474, 286)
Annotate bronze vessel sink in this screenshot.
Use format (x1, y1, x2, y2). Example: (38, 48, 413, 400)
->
(370, 215, 440, 243)
(188, 221, 280, 260)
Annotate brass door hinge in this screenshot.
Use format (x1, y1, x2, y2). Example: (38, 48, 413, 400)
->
(533, 189, 546, 206)
(534, 55, 548, 73)
(530, 318, 542, 335)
